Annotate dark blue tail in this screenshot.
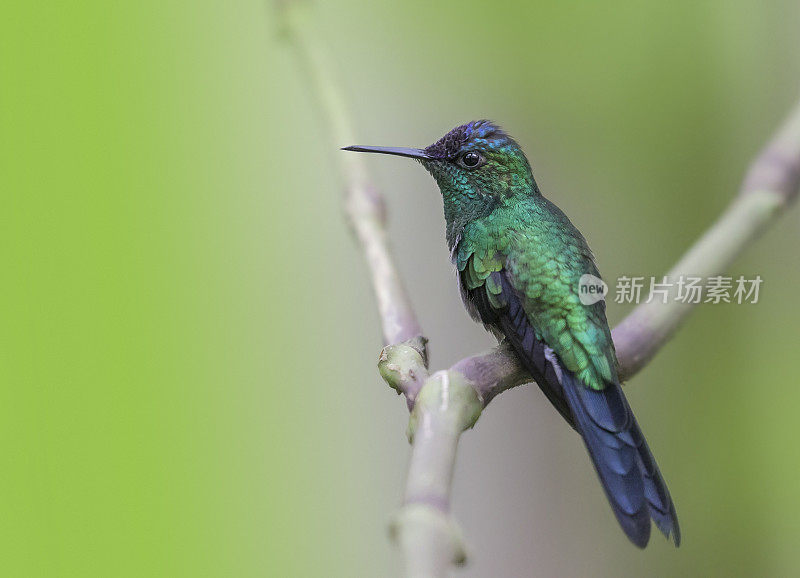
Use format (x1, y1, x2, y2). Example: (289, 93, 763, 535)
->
(560, 370, 681, 547)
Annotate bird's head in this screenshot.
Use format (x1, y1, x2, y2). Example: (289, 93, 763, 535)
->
(344, 120, 535, 197)
(344, 120, 537, 245)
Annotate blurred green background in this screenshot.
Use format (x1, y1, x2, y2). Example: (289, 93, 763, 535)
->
(3, 1, 800, 576)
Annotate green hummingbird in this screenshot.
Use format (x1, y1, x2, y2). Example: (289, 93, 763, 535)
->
(344, 121, 680, 548)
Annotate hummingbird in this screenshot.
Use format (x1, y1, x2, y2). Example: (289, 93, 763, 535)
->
(344, 120, 680, 548)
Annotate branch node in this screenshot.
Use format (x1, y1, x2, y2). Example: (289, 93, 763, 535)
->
(407, 371, 482, 443)
(378, 337, 430, 405)
(742, 145, 800, 204)
(345, 184, 387, 229)
(390, 504, 468, 569)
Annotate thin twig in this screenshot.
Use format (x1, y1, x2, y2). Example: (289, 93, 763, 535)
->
(280, 2, 424, 349)
(612, 100, 800, 377)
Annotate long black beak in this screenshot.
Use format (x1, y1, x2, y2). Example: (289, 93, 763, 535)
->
(341, 145, 429, 160)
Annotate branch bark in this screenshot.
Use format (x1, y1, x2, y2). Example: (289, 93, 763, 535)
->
(279, 4, 800, 576)
(612, 100, 800, 377)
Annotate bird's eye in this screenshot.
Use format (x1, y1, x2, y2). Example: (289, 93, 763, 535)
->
(459, 151, 484, 168)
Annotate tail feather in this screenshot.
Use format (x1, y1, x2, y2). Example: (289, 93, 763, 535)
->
(561, 371, 681, 547)
(630, 415, 682, 545)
